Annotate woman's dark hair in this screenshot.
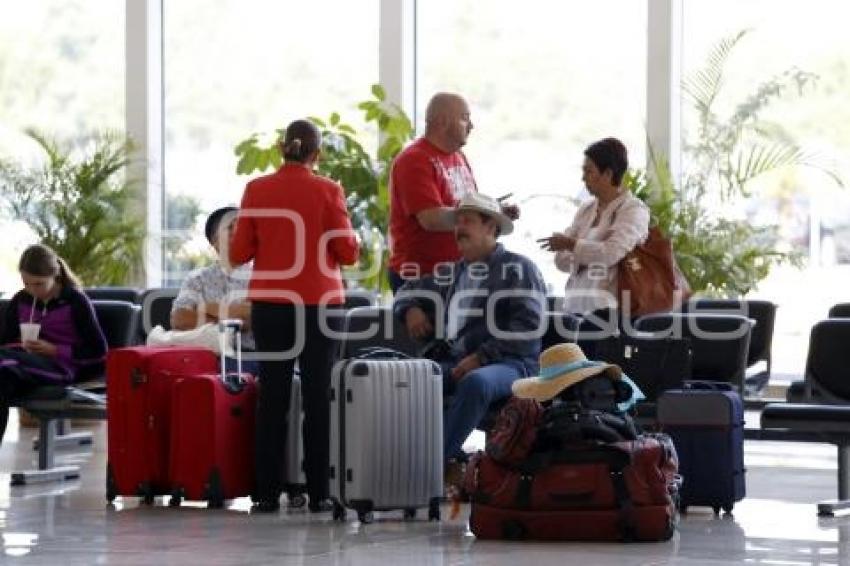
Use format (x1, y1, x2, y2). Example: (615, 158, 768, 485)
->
(281, 119, 322, 163)
(584, 137, 628, 186)
(18, 243, 82, 288)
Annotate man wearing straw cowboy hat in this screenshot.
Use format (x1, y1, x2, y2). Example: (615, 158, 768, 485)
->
(394, 192, 546, 472)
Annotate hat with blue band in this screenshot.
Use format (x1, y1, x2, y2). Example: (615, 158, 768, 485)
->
(512, 343, 624, 402)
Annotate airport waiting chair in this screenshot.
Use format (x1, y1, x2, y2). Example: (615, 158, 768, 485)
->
(681, 299, 777, 394)
(11, 299, 140, 486)
(138, 287, 180, 340)
(635, 312, 753, 394)
(762, 319, 850, 515)
(828, 303, 850, 319)
(84, 287, 142, 304)
(787, 319, 850, 404)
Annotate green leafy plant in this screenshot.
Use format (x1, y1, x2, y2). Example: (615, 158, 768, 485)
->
(627, 30, 841, 297)
(234, 84, 414, 291)
(0, 129, 145, 285)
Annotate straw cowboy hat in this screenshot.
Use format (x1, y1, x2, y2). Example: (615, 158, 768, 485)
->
(449, 192, 514, 236)
(512, 343, 623, 402)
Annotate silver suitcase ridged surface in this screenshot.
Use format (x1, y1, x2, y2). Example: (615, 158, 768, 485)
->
(329, 358, 443, 523)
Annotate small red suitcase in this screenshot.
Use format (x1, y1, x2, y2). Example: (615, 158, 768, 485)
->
(168, 321, 257, 507)
(106, 346, 219, 503)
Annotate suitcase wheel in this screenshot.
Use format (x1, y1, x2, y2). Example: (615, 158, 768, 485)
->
(712, 505, 721, 516)
(332, 501, 346, 521)
(169, 489, 183, 507)
(403, 508, 416, 520)
(428, 498, 441, 522)
(357, 511, 374, 524)
(136, 482, 155, 505)
(208, 498, 225, 509)
(722, 503, 734, 515)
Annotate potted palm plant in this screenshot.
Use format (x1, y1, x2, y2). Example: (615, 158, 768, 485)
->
(630, 30, 842, 297)
(0, 129, 146, 285)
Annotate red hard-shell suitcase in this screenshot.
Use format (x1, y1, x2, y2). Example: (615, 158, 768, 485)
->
(106, 346, 219, 503)
(168, 321, 257, 507)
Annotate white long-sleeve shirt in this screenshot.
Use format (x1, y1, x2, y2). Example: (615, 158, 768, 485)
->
(554, 191, 650, 314)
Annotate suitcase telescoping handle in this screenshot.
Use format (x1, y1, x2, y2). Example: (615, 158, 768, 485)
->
(218, 319, 246, 392)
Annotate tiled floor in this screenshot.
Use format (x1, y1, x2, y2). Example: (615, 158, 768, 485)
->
(1, 413, 849, 565)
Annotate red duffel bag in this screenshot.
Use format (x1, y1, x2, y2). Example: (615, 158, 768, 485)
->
(464, 434, 680, 542)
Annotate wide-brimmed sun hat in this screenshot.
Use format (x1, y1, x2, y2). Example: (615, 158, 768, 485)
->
(450, 192, 514, 236)
(512, 343, 623, 402)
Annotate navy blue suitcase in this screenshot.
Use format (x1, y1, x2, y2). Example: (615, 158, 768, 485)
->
(656, 381, 745, 514)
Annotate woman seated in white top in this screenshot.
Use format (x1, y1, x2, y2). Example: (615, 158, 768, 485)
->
(538, 137, 649, 319)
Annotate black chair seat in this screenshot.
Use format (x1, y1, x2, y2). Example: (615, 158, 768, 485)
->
(762, 403, 850, 433)
(635, 312, 753, 392)
(15, 385, 68, 402)
(84, 287, 142, 304)
(829, 303, 850, 319)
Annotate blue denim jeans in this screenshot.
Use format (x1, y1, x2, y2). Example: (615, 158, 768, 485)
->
(441, 360, 528, 461)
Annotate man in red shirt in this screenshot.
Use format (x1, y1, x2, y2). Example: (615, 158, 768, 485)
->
(388, 92, 517, 293)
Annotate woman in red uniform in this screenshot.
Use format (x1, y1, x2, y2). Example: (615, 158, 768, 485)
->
(230, 119, 359, 513)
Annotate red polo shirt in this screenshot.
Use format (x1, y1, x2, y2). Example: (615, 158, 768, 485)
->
(230, 163, 359, 305)
(388, 138, 478, 277)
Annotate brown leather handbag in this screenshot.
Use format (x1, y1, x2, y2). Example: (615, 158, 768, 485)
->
(617, 226, 679, 317)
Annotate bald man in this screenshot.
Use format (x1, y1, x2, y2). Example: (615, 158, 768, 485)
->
(387, 93, 518, 293)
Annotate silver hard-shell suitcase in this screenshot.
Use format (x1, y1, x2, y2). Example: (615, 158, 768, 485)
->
(329, 357, 443, 523)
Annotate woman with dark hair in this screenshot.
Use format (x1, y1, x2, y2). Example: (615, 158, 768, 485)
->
(538, 137, 650, 317)
(0, 243, 107, 444)
(230, 119, 359, 513)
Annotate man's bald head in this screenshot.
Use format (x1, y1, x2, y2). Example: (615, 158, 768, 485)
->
(424, 92, 473, 152)
(425, 93, 467, 124)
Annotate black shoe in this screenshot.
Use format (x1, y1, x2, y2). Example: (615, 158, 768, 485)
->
(308, 498, 334, 513)
(251, 500, 281, 514)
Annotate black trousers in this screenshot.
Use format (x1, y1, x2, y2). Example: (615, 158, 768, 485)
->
(251, 302, 342, 503)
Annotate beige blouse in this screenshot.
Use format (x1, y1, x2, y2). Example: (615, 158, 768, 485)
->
(554, 191, 650, 314)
